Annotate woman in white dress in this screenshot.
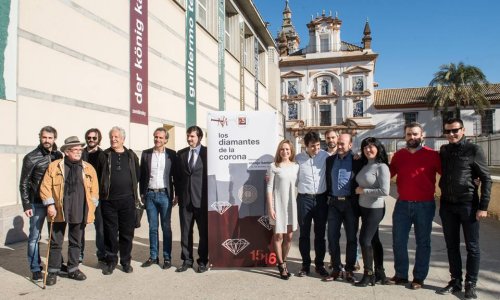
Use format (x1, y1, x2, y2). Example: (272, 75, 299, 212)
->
(266, 139, 299, 280)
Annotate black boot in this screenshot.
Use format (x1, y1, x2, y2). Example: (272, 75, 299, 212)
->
(464, 281, 477, 299)
(436, 278, 462, 295)
(375, 267, 390, 285)
(355, 270, 375, 287)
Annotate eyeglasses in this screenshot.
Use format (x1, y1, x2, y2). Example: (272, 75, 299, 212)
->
(87, 136, 98, 141)
(68, 148, 83, 153)
(443, 127, 463, 134)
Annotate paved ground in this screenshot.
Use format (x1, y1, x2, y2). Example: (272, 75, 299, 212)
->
(1, 190, 500, 300)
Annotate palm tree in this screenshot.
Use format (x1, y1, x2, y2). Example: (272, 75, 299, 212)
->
(426, 62, 490, 119)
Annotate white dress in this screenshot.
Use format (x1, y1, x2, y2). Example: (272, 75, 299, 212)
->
(266, 162, 299, 233)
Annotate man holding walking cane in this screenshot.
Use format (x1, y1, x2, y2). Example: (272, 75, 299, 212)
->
(40, 136, 99, 286)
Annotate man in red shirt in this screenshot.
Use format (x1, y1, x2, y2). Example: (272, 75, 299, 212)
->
(388, 122, 441, 289)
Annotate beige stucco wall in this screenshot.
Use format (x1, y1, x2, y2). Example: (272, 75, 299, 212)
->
(0, 0, 280, 245)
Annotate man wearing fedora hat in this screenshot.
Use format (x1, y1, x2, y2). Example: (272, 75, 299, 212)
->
(40, 136, 99, 286)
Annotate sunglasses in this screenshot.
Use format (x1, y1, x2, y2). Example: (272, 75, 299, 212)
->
(87, 136, 98, 141)
(443, 127, 462, 134)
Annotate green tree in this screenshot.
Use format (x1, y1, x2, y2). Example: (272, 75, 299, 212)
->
(426, 62, 490, 119)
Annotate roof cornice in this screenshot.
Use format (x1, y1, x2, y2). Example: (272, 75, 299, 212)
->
(280, 53, 378, 67)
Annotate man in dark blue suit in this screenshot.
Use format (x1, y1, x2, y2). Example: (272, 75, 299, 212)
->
(175, 126, 209, 273)
(140, 127, 177, 270)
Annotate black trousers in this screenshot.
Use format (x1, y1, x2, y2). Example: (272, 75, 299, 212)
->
(440, 201, 480, 283)
(48, 222, 85, 274)
(297, 193, 328, 268)
(179, 203, 208, 265)
(327, 197, 359, 272)
(101, 197, 136, 266)
(81, 201, 105, 261)
(359, 206, 385, 273)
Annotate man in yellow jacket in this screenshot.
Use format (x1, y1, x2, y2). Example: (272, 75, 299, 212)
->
(40, 136, 99, 286)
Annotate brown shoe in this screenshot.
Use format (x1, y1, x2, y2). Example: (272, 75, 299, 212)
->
(411, 279, 424, 290)
(344, 271, 355, 283)
(388, 275, 409, 285)
(297, 266, 310, 277)
(322, 271, 341, 282)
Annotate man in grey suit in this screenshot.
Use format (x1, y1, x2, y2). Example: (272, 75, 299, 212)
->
(175, 126, 209, 273)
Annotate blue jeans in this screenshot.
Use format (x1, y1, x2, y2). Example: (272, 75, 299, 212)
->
(392, 200, 435, 281)
(27, 203, 47, 272)
(145, 191, 172, 260)
(297, 193, 328, 268)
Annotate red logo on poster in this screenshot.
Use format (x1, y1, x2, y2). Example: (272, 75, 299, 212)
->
(238, 117, 247, 125)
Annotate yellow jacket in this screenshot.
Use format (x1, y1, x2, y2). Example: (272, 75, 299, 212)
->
(40, 159, 99, 223)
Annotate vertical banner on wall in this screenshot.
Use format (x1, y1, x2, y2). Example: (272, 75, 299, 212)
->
(207, 111, 277, 267)
(186, 0, 197, 126)
(217, 0, 225, 111)
(0, 0, 17, 101)
(130, 0, 148, 124)
(239, 20, 245, 111)
(254, 37, 259, 110)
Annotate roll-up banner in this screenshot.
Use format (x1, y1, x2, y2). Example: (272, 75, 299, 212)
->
(207, 111, 278, 267)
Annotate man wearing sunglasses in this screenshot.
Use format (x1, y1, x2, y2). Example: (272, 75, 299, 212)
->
(80, 128, 105, 264)
(437, 118, 491, 300)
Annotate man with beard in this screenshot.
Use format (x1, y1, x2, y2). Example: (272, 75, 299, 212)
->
(388, 122, 441, 289)
(324, 130, 338, 156)
(176, 126, 209, 273)
(20, 126, 63, 281)
(80, 128, 105, 263)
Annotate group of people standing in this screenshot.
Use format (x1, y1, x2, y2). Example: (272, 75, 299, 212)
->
(20, 125, 209, 287)
(266, 118, 491, 300)
(19, 118, 492, 299)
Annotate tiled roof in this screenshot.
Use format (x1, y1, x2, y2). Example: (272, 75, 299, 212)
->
(374, 83, 500, 109)
(341, 41, 363, 51)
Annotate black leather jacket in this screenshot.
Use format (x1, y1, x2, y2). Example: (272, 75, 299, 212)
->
(19, 144, 63, 211)
(439, 138, 492, 210)
(97, 147, 141, 207)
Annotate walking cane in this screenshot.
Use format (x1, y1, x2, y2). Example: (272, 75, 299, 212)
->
(42, 218, 54, 289)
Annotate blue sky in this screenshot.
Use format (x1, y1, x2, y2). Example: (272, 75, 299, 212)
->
(252, 0, 500, 89)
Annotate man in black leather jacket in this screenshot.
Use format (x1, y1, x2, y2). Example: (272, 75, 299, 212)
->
(19, 126, 62, 281)
(437, 118, 491, 300)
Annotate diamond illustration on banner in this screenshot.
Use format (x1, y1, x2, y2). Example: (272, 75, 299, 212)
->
(258, 215, 272, 230)
(222, 239, 250, 256)
(238, 184, 258, 204)
(211, 201, 232, 215)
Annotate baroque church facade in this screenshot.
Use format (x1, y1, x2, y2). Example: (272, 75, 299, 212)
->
(277, 0, 377, 150)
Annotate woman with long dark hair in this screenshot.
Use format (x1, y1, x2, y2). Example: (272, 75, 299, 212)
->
(266, 139, 299, 280)
(354, 137, 390, 286)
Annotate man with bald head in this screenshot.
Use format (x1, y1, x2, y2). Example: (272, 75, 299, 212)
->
(324, 133, 363, 282)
